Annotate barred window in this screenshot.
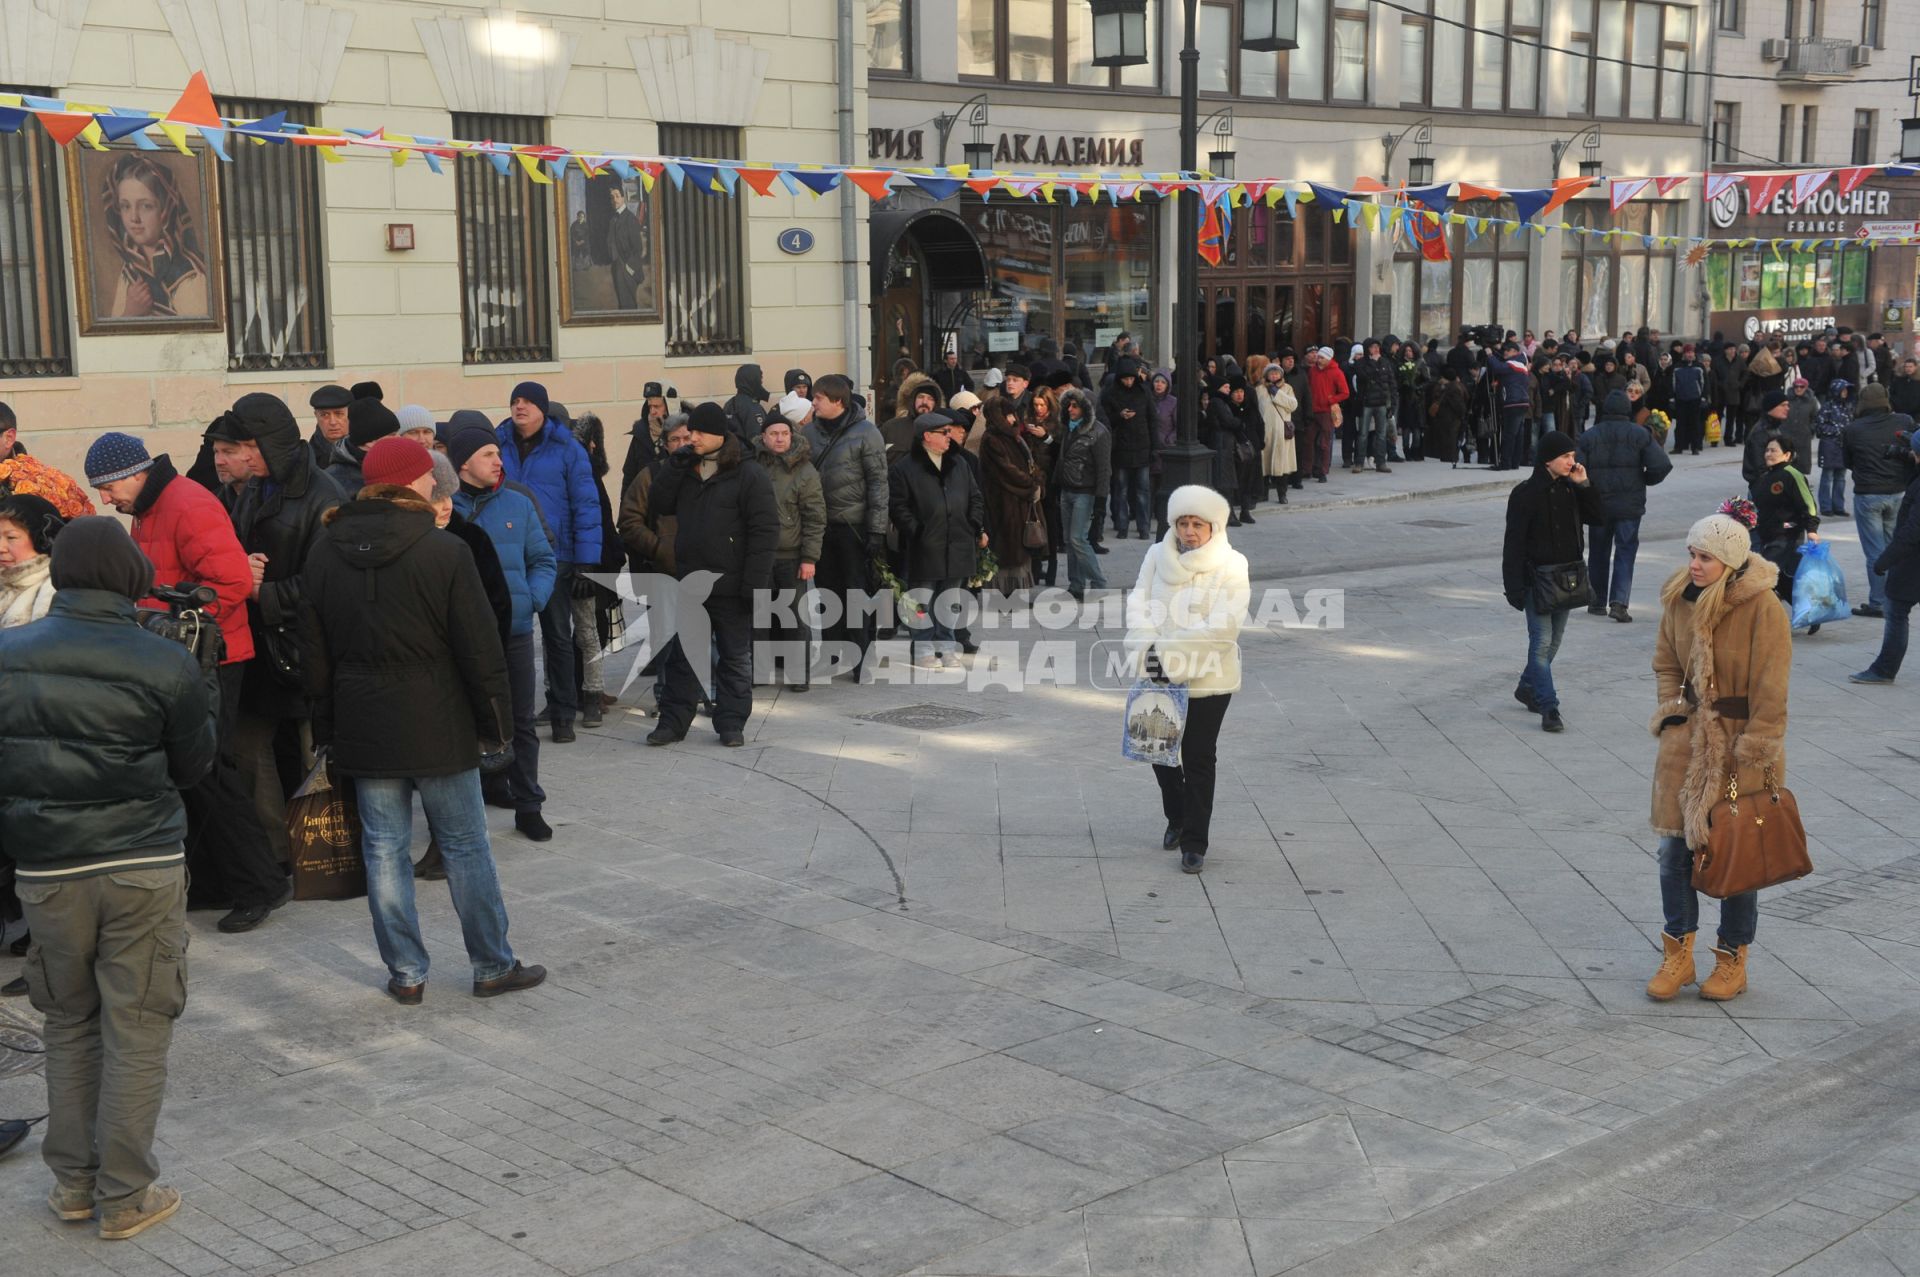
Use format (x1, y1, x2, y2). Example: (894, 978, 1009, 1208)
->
(658, 122, 747, 356)
(455, 112, 553, 364)
(0, 86, 73, 377)
(218, 98, 329, 371)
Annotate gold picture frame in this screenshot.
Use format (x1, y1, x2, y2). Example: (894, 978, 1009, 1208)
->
(67, 143, 225, 336)
(556, 168, 662, 326)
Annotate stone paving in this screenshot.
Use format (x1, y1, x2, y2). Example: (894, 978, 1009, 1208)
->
(1, 450, 1917, 1276)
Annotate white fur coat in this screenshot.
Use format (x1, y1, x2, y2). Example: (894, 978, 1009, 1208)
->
(1124, 487, 1251, 697)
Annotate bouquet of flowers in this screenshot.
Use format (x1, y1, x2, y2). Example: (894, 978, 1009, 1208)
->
(967, 547, 1000, 591)
(1643, 409, 1672, 446)
(1718, 495, 1758, 529)
(871, 556, 924, 622)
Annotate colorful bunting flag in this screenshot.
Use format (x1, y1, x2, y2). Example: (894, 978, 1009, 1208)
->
(1654, 175, 1688, 195)
(166, 71, 221, 127)
(1745, 171, 1791, 211)
(1789, 169, 1831, 207)
(1609, 177, 1651, 212)
(35, 111, 93, 147)
(1835, 166, 1876, 196)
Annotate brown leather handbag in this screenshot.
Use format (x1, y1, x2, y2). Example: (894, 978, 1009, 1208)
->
(1692, 762, 1811, 899)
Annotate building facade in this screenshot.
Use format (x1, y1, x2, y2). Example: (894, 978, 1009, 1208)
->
(1700, 0, 1918, 348)
(869, 0, 1715, 387)
(1, 1, 868, 475)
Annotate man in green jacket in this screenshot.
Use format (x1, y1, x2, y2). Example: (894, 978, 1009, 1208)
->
(0, 517, 217, 1241)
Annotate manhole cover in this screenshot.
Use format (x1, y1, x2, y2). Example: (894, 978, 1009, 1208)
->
(1405, 518, 1471, 529)
(858, 703, 1002, 730)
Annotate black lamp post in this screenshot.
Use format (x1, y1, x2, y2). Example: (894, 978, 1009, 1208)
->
(935, 93, 994, 172)
(1088, 0, 1296, 495)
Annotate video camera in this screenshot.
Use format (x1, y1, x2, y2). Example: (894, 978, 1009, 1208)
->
(1462, 323, 1507, 349)
(137, 581, 227, 673)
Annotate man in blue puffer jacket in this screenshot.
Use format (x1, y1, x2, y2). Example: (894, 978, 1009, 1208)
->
(452, 423, 557, 842)
(495, 381, 601, 743)
(1485, 342, 1536, 471)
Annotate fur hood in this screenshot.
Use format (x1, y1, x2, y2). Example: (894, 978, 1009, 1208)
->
(1058, 387, 1099, 426)
(893, 372, 943, 421)
(753, 432, 814, 471)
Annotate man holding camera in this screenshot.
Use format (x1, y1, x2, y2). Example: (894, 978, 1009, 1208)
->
(88, 433, 290, 935)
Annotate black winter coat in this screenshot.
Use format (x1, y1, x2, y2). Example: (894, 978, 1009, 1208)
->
(299, 489, 512, 778)
(651, 433, 781, 601)
(1889, 375, 1920, 419)
(1053, 411, 1112, 495)
(1842, 409, 1920, 496)
(227, 401, 346, 717)
(1099, 362, 1157, 468)
(1577, 415, 1672, 521)
(1355, 356, 1396, 408)
(888, 444, 985, 583)
(1874, 471, 1920, 605)
(1502, 468, 1603, 609)
(0, 590, 217, 881)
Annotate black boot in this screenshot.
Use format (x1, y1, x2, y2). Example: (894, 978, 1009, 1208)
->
(1162, 822, 1183, 850)
(1180, 849, 1205, 873)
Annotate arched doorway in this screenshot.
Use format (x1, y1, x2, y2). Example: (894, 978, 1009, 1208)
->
(870, 206, 989, 412)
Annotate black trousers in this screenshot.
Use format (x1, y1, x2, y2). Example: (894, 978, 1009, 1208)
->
(659, 595, 754, 735)
(1153, 693, 1232, 856)
(759, 559, 812, 687)
(184, 662, 284, 907)
(504, 630, 545, 813)
(815, 522, 874, 662)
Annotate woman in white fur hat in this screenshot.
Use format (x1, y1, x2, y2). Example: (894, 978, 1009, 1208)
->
(1124, 485, 1252, 873)
(1644, 512, 1792, 1004)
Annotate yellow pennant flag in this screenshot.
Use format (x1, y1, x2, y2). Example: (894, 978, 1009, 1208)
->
(516, 151, 552, 185)
(78, 119, 108, 150)
(156, 121, 194, 155)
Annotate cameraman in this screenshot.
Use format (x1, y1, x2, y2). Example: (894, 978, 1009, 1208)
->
(1843, 382, 1918, 619)
(89, 434, 289, 935)
(1485, 340, 1536, 471)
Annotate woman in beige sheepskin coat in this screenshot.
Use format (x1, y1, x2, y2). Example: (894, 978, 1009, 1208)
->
(1645, 513, 1792, 1004)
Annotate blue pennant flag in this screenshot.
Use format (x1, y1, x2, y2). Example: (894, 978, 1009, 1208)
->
(908, 173, 964, 202)
(680, 161, 718, 194)
(664, 162, 686, 189)
(791, 169, 842, 196)
(1282, 186, 1299, 218)
(97, 111, 154, 141)
(1307, 183, 1349, 209)
(0, 105, 25, 134)
(1405, 183, 1451, 216)
(488, 151, 512, 177)
(777, 169, 802, 196)
(1507, 188, 1552, 225)
(715, 165, 739, 195)
(198, 126, 230, 160)
(609, 158, 635, 181)
(235, 110, 289, 143)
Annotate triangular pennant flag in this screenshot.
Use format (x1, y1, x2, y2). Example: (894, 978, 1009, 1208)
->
(738, 167, 780, 197)
(1107, 180, 1142, 202)
(422, 152, 443, 175)
(516, 151, 553, 185)
(965, 177, 999, 197)
(1456, 182, 1504, 202)
(166, 71, 221, 127)
(776, 169, 800, 196)
(0, 105, 26, 134)
(1508, 188, 1552, 225)
(679, 161, 717, 193)
(197, 125, 230, 160)
(1307, 183, 1348, 209)
(1039, 181, 1057, 204)
(1405, 183, 1451, 216)
(392, 147, 411, 169)
(609, 158, 635, 181)
(1003, 179, 1045, 200)
(97, 111, 154, 141)
(1654, 175, 1688, 195)
(846, 169, 894, 200)
(1241, 179, 1275, 205)
(792, 169, 841, 196)
(1361, 202, 1380, 231)
(1282, 187, 1299, 218)
(715, 166, 739, 195)
(1789, 169, 1831, 207)
(1542, 176, 1594, 217)
(130, 127, 159, 151)
(1609, 177, 1651, 212)
(487, 149, 512, 177)
(1194, 180, 1234, 207)
(34, 111, 93, 147)
(156, 121, 195, 155)
(1704, 173, 1739, 203)
(1465, 218, 1481, 244)
(1745, 171, 1791, 211)
(1349, 176, 1387, 195)
(75, 119, 106, 150)
(235, 110, 288, 142)
(664, 162, 686, 189)
(1835, 166, 1876, 196)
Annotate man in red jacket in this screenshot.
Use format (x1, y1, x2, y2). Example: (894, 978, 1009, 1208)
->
(1304, 347, 1350, 484)
(88, 432, 291, 934)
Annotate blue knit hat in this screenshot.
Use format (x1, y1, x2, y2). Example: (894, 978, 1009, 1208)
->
(510, 381, 550, 414)
(84, 431, 155, 485)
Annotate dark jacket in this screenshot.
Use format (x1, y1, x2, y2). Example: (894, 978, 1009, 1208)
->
(453, 482, 557, 636)
(752, 434, 827, 563)
(299, 488, 512, 778)
(650, 433, 781, 601)
(308, 427, 340, 470)
(445, 511, 515, 648)
(1843, 408, 1920, 495)
(1671, 362, 1706, 404)
(1750, 461, 1820, 548)
(1354, 355, 1396, 408)
(0, 589, 217, 881)
(1577, 398, 1673, 522)
(224, 393, 346, 715)
(1745, 407, 1818, 487)
(930, 363, 974, 401)
(725, 364, 769, 440)
(324, 439, 367, 494)
(802, 403, 890, 536)
(616, 462, 677, 575)
(1099, 358, 1157, 468)
(1502, 464, 1603, 609)
(1054, 392, 1112, 495)
(494, 417, 603, 565)
(888, 441, 985, 583)
(1889, 374, 1920, 419)
(1485, 351, 1534, 410)
(1875, 470, 1920, 605)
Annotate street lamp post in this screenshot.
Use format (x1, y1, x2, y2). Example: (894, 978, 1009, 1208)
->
(1088, 0, 1296, 495)
(934, 93, 994, 172)
(1549, 124, 1603, 180)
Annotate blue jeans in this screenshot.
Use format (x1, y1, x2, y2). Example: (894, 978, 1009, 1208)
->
(1360, 404, 1391, 465)
(1061, 491, 1106, 591)
(1588, 517, 1641, 609)
(538, 563, 578, 725)
(1867, 598, 1914, 678)
(1521, 602, 1570, 712)
(355, 770, 517, 986)
(909, 578, 960, 657)
(1499, 406, 1529, 469)
(1818, 467, 1847, 513)
(1657, 835, 1757, 948)
(1855, 492, 1903, 608)
(1112, 466, 1152, 534)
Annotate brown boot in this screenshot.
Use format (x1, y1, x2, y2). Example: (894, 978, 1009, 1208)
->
(1700, 943, 1749, 1001)
(1644, 930, 1696, 1001)
(99, 1185, 181, 1240)
(47, 1182, 93, 1222)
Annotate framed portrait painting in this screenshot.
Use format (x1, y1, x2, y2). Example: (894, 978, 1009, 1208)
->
(557, 169, 661, 325)
(67, 145, 224, 335)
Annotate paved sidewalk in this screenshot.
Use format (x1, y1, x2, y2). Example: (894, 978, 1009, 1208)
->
(1, 449, 1914, 1276)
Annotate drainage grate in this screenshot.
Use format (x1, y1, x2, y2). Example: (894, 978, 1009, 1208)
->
(858, 703, 1003, 730)
(1405, 518, 1471, 529)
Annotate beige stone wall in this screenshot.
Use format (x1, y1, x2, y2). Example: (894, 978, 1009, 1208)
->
(7, 0, 862, 484)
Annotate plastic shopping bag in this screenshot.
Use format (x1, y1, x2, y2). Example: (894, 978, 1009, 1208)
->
(288, 749, 366, 901)
(1791, 540, 1850, 629)
(1705, 412, 1722, 445)
(1121, 679, 1189, 767)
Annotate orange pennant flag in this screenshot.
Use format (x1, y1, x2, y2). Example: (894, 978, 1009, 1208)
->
(1455, 182, 1504, 202)
(1541, 176, 1595, 217)
(845, 169, 894, 200)
(965, 178, 999, 196)
(1348, 176, 1387, 195)
(166, 71, 222, 127)
(35, 111, 94, 146)
(738, 168, 779, 197)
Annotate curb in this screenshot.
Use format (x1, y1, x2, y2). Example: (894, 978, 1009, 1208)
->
(1261, 453, 1744, 516)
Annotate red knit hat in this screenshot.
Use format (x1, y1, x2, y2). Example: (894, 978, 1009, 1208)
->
(362, 436, 434, 487)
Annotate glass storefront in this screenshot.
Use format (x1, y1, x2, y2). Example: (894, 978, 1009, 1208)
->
(1558, 201, 1680, 336)
(1390, 201, 1529, 340)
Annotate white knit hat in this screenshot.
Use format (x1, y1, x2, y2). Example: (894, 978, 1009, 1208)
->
(1688, 514, 1751, 569)
(777, 391, 811, 425)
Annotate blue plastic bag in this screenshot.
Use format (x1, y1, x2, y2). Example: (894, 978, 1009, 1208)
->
(1791, 540, 1850, 629)
(1122, 679, 1188, 767)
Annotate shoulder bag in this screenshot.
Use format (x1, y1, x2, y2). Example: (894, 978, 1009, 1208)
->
(1692, 762, 1811, 898)
(1529, 560, 1592, 613)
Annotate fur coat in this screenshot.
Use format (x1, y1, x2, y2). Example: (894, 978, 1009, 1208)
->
(1123, 485, 1250, 698)
(0, 555, 56, 629)
(1255, 379, 1299, 477)
(1649, 553, 1792, 848)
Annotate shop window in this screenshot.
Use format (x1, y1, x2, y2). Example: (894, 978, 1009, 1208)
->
(956, 199, 1155, 369)
(0, 84, 73, 377)
(1706, 249, 1731, 313)
(1560, 200, 1677, 334)
(218, 97, 329, 372)
(455, 112, 552, 365)
(960, 0, 1158, 90)
(658, 123, 747, 356)
(1760, 255, 1787, 310)
(1191, 0, 1365, 102)
(1840, 246, 1868, 304)
(869, 0, 910, 74)
(1392, 200, 1527, 340)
